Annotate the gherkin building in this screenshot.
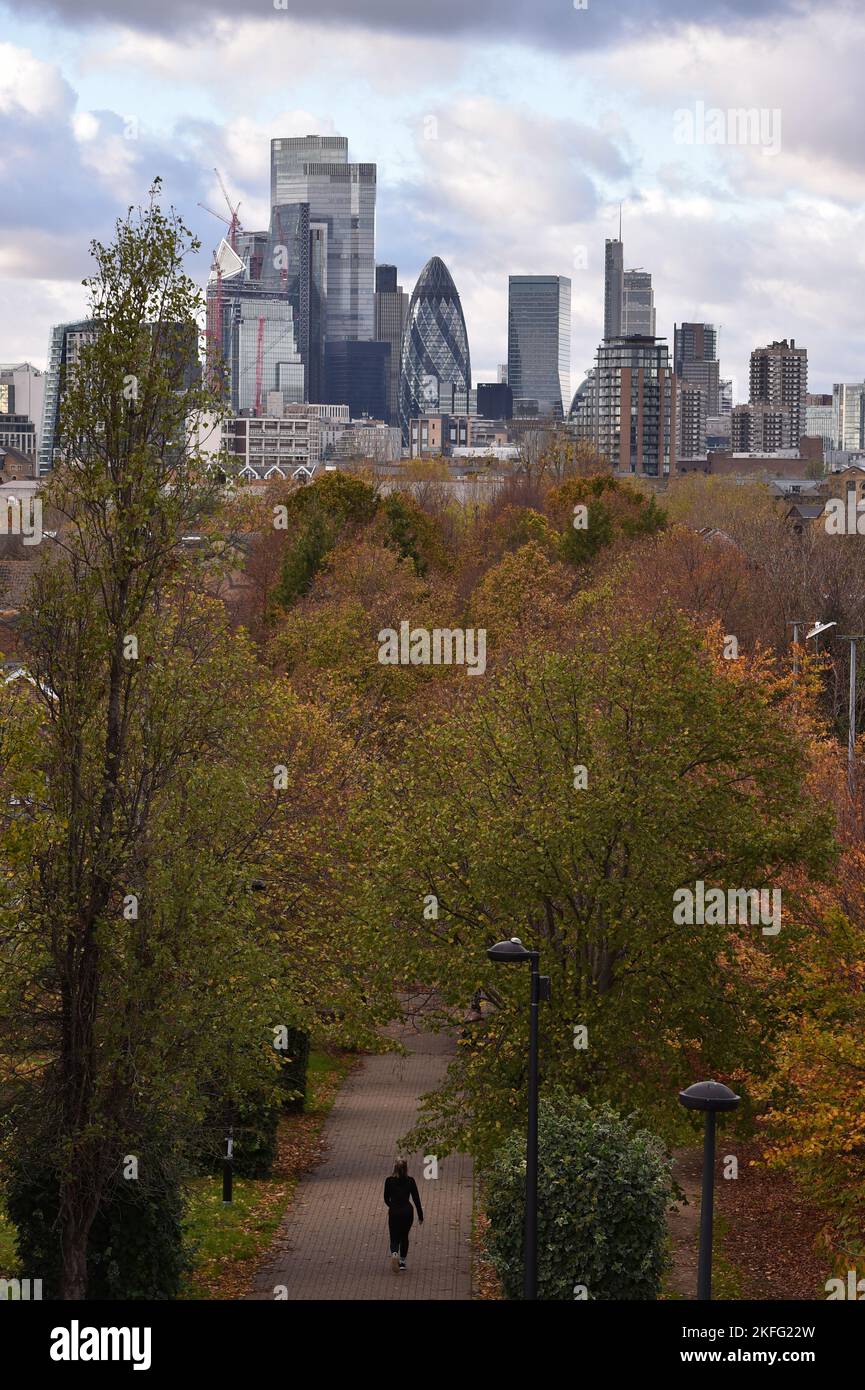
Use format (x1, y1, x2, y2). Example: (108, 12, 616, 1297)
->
(399, 255, 471, 443)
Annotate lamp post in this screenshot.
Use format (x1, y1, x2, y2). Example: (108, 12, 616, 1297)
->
(222, 1122, 234, 1204)
(678, 1080, 741, 1300)
(840, 636, 864, 802)
(487, 936, 550, 1300)
(787, 620, 805, 676)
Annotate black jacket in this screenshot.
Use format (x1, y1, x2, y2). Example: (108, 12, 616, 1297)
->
(384, 1174, 423, 1221)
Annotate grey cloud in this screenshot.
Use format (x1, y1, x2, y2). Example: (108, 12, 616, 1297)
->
(1, 0, 838, 45)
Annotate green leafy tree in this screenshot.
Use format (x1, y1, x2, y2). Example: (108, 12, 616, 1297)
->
(275, 473, 379, 607)
(0, 185, 315, 1298)
(550, 475, 666, 567)
(363, 607, 835, 1158)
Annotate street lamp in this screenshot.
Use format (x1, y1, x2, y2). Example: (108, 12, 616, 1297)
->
(805, 619, 837, 650)
(678, 1080, 741, 1300)
(487, 936, 550, 1300)
(840, 636, 864, 802)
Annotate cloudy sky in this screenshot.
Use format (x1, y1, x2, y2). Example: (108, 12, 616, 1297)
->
(1, 0, 863, 400)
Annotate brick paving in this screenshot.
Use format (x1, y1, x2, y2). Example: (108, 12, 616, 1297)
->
(248, 1021, 473, 1301)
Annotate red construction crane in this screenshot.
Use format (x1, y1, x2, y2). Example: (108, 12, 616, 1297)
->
(254, 315, 265, 417)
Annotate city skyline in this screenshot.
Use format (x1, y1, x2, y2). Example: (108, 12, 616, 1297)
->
(1, 0, 864, 395)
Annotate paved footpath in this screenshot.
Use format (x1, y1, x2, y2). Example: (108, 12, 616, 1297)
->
(248, 1021, 473, 1300)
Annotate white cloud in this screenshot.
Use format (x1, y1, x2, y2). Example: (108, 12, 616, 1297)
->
(72, 111, 100, 141)
(0, 41, 72, 117)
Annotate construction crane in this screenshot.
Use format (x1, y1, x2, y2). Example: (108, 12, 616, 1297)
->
(198, 169, 243, 251)
(199, 170, 244, 392)
(214, 168, 242, 252)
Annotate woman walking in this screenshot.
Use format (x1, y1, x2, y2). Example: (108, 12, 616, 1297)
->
(383, 1158, 423, 1272)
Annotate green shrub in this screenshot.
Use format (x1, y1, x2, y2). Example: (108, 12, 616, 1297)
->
(6, 1140, 190, 1300)
(484, 1096, 672, 1300)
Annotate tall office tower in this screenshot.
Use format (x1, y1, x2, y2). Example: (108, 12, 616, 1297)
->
(497, 364, 509, 383)
(262, 203, 312, 393)
(507, 275, 571, 419)
(38, 321, 100, 474)
(677, 381, 708, 458)
(374, 264, 408, 424)
(399, 256, 471, 445)
(674, 322, 721, 415)
(230, 299, 304, 416)
(594, 336, 677, 475)
(604, 238, 624, 340)
(748, 339, 807, 448)
(832, 382, 865, 451)
(622, 270, 655, 336)
(270, 135, 376, 345)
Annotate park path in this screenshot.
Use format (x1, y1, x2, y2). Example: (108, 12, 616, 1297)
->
(248, 1019, 473, 1300)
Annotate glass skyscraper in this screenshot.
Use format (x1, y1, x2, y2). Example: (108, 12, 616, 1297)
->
(507, 275, 571, 419)
(833, 382, 865, 450)
(324, 340, 389, 420)
(375, 264, 408, 425)
(270, 135, 376, 344)
(38, 320, 99, 474)
(398, 256, 471, 445)
(604, 239, 624, 341)
(230, 299, 303, 416)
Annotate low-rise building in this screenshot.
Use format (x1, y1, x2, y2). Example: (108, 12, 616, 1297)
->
(0, 414, 37, 458)
(223, 408, 321, 479)
(0, 444, 37, 481)
(320, 419, 402, 462)
(408, 415, 509, 459)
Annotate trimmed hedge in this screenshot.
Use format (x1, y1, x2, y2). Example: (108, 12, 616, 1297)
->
(484, 1096, 672, 1300)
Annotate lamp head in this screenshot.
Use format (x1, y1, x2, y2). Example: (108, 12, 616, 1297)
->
(487, 936, 533, 964)
(678, 1080, 741, 1113)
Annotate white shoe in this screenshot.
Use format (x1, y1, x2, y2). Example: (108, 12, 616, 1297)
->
(390, 1252, 400, 1272)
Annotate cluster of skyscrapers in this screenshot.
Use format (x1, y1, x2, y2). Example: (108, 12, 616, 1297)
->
(7, 129, 865, 481)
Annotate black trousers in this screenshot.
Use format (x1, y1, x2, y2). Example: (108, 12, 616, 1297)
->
(388, 1204, 414, 1257)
